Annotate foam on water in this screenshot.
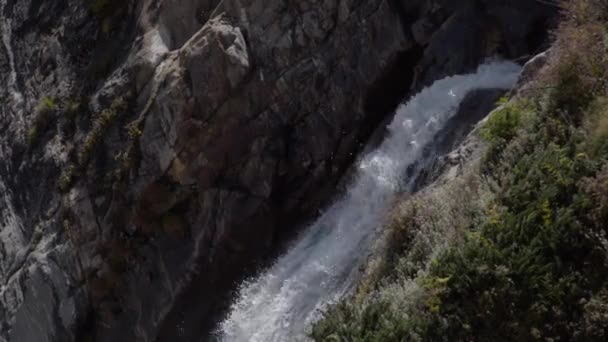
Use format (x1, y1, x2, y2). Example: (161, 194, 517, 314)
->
(218, 61, 522, 342)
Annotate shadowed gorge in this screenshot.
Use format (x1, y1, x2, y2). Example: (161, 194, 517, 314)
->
(218, 61, 522, 341)
(8, 1, 608, 342)
(363, 48, 424, 122)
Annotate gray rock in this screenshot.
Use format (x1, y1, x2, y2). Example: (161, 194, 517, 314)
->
(0, 0, 558, 341)
(515, 49, 551, 95)
(412, 18, 437, 45)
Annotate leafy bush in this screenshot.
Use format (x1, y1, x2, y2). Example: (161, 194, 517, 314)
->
(544, 0, 608, 116)
(422, 131, 604, 340)
(58, 165, 77, 193)
(481, 104, 523, 144)
(27, 96, 58, 146)
(480, 100, 536, 165)
(39, 96, 58, 112)
(312, 1, 608, 340)
(78, 97, 127, 166)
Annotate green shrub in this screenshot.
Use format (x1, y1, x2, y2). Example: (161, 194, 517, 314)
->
(311, 300, 417, 342)
(315, 101, 608, 340)
(481, 104, 524, 144)
(421, 134, 604, 340)
(58, 165, 77, 192)
(312, 1, 608, 339)
(546, 0, 608, 116)
(79, 110, 115, 165)
(27, 96, 58, 146)
(38, 96, 58, 112)
(78, 97, 126, 166)
(479, 100, 536, 166)
(547, 61, 597, 117)
(126, 123, 142, 140)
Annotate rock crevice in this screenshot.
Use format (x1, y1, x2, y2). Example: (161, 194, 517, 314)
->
(0, 0, 558, 341)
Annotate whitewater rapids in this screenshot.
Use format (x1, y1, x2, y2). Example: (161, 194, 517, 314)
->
(218, 61, 522, 341)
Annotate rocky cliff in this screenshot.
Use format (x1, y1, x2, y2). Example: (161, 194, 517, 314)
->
(0, 0, 556, 341)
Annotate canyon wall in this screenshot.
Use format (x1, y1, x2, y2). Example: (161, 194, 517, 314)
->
(0, 0, 556, 340)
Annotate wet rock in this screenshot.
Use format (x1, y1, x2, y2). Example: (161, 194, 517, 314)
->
(412, 18, 437, 45)
(410, 88, 505, 190)
(515, 49, 551, 95)
(0, 0, 558, 341)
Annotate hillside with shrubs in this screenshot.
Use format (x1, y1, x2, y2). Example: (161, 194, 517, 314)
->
(312, 1, 608, 340)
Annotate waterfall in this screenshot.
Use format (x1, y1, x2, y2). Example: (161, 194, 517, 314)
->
(218, 60, 522, 342)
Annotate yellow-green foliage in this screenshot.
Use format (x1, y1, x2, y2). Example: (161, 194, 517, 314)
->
(546, 0, 608, 115)
(126, 123, 142, 140)
(28, 96, 87, 146)
(479, 100, 536, 166)
(38, 96, 58, 112)
(28, 96, 58, 146)
(78, 97, 127, 166)
(480, 101, 532, 144)
(312, 1, 608, 340)
(111, 114, 144, 182)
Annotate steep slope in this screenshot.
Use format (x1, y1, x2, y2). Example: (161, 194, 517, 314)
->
(0, 0, 556, 341)
(312, 1, 608, 340)
(219, 61, 522, 342)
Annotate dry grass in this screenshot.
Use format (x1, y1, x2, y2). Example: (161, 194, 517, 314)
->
(353, 160, 493, 303)
(313, 2, 608, 341)
(539, 0, 608, 112)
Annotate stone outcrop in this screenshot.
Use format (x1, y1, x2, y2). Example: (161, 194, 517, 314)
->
(0, 0, 557, 341)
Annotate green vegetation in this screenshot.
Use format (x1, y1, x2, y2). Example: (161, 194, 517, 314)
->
(480, 99, 534, 164)
(58, 165, 76, 193)
(111, 117, 144, 183)
(480, 99, 524, 145)
(38, 96, 58, 112)
(78, 97, 128, 166)
(312, 1, 608, 340)
(28, 96, 87, 147)
(126, 122, 142, 140)
(56, 96, 130, 193)
(27, 96, 58, 146)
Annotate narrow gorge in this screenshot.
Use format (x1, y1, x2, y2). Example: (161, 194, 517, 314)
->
(219, 61, 522, 341)
(5, 1, 608, 342)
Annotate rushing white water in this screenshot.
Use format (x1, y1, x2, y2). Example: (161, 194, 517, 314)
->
(218, 61, 522, 342)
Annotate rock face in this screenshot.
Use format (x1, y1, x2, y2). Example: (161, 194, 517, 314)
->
(0, 0, 556, 341)
(408, 88, 506, 191)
